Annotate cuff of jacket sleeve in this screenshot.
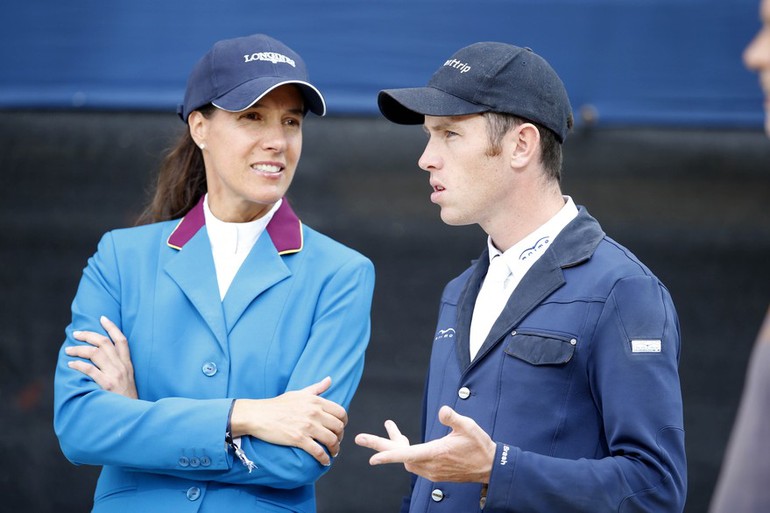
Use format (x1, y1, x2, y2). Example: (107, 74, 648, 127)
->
(485, 441, 518, 510)
(225, 399, 236, 445)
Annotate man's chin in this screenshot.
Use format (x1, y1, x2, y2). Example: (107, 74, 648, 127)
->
(439, 211, 473, 227)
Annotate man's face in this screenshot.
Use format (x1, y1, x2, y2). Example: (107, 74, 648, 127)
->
(744, 0, 770, 136)
(418, 114, 513, 230)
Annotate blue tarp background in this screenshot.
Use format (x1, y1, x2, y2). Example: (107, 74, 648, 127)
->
(1, 0, 764, 128)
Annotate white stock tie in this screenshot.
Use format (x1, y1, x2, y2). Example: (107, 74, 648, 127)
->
(469, 255, 512, 361)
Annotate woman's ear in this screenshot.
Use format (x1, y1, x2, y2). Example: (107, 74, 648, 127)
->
(509, 123, 540, 169)
(188, 110, 208, 149)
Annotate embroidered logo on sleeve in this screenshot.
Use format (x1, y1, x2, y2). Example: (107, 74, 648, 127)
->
(631, 339, 662, 353)
(500, 444, 510, 465)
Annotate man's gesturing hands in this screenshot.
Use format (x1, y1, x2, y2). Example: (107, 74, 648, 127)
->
(355, 405, 496, 484)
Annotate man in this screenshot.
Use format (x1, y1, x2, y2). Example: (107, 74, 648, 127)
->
(743, 0, 770, 138)
(709, 1, 770, 510)
(355, 42, 687, 512)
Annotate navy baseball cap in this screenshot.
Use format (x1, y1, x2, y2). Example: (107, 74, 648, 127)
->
(179, 34, 326, 123)
(378, 42, 572, 142)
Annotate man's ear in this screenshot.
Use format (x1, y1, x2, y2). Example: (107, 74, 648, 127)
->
(188, 110, 208, 148)
(509, 123, 540, 169)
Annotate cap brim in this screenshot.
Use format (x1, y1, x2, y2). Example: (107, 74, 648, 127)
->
(213, 77, 326, 116)
(378, 87, 488, 125)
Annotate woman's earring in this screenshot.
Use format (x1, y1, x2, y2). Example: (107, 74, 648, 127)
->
(199, 143, 206, 150)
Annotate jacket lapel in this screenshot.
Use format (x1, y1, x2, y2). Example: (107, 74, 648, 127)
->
(455, 253, 488, 371)
(221, 234, 290, 333)
(164, 224, 229, 349)
(222, 199, 303, 333)
(459, 207, 605, 372)
(469, 251, 565, 367)
(161, 197, 305, 346)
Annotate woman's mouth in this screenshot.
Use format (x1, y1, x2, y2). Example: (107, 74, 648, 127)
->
(252, 163, 283, 174)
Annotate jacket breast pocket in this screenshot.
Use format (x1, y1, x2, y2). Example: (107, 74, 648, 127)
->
(497, 330, 580, 448)
(504, 330, 576, 366)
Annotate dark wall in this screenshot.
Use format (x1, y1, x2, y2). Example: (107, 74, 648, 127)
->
(1, 112, 768, 512)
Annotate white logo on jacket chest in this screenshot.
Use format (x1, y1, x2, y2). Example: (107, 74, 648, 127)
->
(435, 328, 455, 341)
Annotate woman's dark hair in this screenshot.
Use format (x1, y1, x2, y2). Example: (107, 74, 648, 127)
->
(135, 104, 216, 225)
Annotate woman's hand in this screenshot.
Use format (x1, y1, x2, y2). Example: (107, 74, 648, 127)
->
(230, 377, 347, 466)
(65, 315, 138, 399)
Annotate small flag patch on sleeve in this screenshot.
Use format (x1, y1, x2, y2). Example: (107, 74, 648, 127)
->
(631, 339, 662, 353)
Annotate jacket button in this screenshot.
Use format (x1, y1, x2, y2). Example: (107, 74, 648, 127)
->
(186, 487, 201, 501)
(570, 338, 577, 346)
(201, 362, 218, 377)
(178, 456, 189, 467)
(190, 457, 200, 468)
(431, 489, 444, 502)
(458, 387, 471, 399)
(200, 456, 211, 467)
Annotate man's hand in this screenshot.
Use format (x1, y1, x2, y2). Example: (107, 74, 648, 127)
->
(65, 315, 138, 399)
(231, 377, 348, 467)
(355, 405, 496, 483)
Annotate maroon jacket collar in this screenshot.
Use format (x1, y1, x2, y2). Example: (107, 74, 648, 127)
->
(167, 196, 303, 255)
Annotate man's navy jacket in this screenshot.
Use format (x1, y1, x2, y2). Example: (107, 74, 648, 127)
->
(405, 207, 686, 513)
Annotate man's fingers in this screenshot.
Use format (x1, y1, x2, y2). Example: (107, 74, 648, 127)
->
(356, 419, 410, 453)
(383, 420, 409, 443)
(438, 405, 472, 432)
(369, 444, 429, 466)
(354, 432, 405, 453)
(438, 405, 455, 425)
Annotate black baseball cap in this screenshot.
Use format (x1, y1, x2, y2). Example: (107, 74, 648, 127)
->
(378, 42, 572, 142)
(179, 34, 326, 123)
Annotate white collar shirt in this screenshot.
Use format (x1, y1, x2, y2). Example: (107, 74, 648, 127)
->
(203, 194, 282, 300)
(469, 196, 579, 360)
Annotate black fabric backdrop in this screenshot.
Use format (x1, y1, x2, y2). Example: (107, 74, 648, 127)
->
(1, 112, 769, 512)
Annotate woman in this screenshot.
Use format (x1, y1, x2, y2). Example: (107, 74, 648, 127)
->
(53, 34, 375, 513)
